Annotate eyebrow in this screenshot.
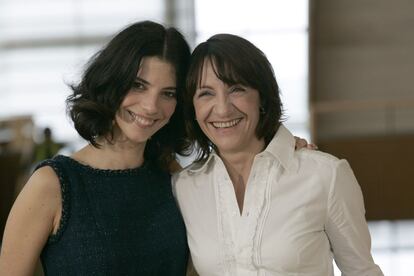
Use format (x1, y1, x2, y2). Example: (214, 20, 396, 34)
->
(197, 85, 214, 90)
(135, 77, 176, 90)
(135, 77, 150, 85)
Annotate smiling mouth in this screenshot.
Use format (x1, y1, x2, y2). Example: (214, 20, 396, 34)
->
(210, 118, 242, 129)
(128, 110, 157, 127)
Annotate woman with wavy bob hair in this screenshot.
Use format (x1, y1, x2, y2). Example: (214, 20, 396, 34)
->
(68, 20, 191, 170)
(0, 21, 192, 275)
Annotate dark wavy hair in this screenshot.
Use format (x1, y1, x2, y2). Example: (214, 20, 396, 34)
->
(184, 33, 284, 161)
(66, 21, 191, 170)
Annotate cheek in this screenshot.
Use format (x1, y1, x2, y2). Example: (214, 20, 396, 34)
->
(120, 92, 135, 107)
(193, 100, 205, 121)
(249, 107, 261, 127)
(116, 108, 134, 123)
(164, 101, 177, 120)
(114, 115, 127, 134)
(246, 95, 261, 120)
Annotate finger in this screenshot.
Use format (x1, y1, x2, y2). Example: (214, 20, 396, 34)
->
(294, 137, 307, 149)
(307, 143, 318, 150)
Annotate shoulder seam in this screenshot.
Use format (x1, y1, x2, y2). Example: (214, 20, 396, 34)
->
(36, 157, 71, 244)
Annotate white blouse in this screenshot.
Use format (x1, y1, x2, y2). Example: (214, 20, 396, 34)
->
(173, 125, 383, 276)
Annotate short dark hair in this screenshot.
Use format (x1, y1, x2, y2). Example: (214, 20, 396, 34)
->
(184, 33, 283, 161)
(66, 21, 191, 170)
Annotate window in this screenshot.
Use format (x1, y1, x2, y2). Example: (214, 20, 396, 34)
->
(0, 0, 165, 143)
(195, 0, 310, 139)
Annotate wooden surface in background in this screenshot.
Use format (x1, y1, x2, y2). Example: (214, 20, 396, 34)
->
(0, 152, 21, 238)
(319, 135, 414, 220)
(309, 0, 414, 140)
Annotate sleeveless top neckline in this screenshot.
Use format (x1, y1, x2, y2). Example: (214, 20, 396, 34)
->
(36, 155, 188, 275)
(55, 155, 149, 176)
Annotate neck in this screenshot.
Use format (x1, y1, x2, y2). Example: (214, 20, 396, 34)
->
(218, 138, 265, 185)
(221, 152, 253, 180)
(218, 140, 265, 214)
(73, 139, 146, 170)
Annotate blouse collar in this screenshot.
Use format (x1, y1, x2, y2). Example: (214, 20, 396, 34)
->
(188, 124, 298, 174)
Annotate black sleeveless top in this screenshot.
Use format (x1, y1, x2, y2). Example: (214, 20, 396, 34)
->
(37, 155, 188, 275)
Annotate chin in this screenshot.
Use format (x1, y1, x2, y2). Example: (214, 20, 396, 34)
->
(214, 142, 239, 153)
(123, 133, 151, 144)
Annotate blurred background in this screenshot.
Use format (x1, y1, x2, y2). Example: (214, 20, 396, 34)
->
(0, 0, 413, 275)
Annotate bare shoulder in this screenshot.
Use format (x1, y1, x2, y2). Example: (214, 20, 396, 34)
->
(23, 165, 61, 201)
(0, 166, 62, 275)
(12, 165, 62, 230)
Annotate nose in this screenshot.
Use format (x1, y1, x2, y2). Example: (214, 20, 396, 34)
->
(141, 93, 158, 115)
(214, 93, 233, 117)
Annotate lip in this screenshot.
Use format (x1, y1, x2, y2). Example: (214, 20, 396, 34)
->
(128, 110, 158, 128)
(209, 118, 242, 129)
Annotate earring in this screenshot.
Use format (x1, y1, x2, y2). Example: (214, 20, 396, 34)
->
(260, 106, 265, 114)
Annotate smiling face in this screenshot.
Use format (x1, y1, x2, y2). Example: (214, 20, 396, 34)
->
(193, 59, 265, 155)
(115, 56, 177, 145)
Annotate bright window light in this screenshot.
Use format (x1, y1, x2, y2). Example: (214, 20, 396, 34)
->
(195, 0, 310, 140)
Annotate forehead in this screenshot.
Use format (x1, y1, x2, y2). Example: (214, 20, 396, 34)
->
(137, 56, 176, 84)
(197, 56, 244, 87)
(199, 59, 218, 81)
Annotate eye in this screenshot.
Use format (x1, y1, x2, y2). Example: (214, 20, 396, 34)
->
(162, 90, 177, 99)
(229, 85, 246, 93)
(196, 90, 214, 98)
(131, 81, 145, 90)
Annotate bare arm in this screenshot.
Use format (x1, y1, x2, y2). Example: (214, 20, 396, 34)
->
(0, 166, 62, 276)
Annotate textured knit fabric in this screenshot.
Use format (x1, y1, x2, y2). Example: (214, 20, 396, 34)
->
(37, 155, 188, 276)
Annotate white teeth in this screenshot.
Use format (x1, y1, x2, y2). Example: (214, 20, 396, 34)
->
(211, 119, 241, 128)
(128, 111, 155, 126)
(135, 116, 155, 126)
